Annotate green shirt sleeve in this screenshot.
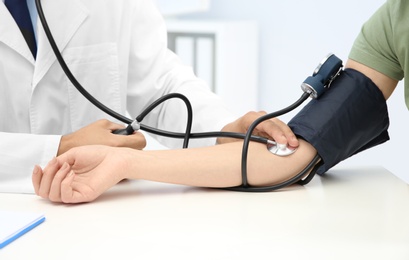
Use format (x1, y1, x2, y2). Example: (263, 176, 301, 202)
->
(349, 0, 404, 81)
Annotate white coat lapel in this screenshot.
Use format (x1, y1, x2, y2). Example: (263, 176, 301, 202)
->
(33, 0, 89, 87)
(0, 3, 35, 63)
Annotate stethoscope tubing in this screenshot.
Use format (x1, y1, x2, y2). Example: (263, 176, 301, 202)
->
(35, 0, 270, 148)
(35, 0, 320, 192)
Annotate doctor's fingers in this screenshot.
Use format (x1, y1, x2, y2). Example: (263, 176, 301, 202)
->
(233, 111, 296, 146)
(95, 119, 126, 130)
(114, 131, 147, 150)
(255, 117, 299, 148)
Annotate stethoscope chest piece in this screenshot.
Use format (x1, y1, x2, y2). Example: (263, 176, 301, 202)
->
(267, 142, 297, 156)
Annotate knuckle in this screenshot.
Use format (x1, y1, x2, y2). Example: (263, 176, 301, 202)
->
(243, 111, 263, 123)
(61, 198, 73, 204)
(42, 170, 53, 179)
(38, 190, 49, 199)
(257, 110, 267, 115)
(97, 119, 110, 126)
(270, 117, 282, 124)
(243, 111, 255, 118)
(49, 195, 61, 203)
(61, 197, 72, 204)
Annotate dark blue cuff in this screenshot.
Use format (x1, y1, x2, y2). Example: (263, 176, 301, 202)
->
(288, 68, 390, 174)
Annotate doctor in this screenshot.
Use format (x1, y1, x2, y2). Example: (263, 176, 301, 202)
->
(0, 0, 297, 193)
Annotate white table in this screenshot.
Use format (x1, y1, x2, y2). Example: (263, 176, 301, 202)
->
(1, 166, 409, 260)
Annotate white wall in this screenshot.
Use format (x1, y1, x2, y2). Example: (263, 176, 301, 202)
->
(174, 0, 409, 183)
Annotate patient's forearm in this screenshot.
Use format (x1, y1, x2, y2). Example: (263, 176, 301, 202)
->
(124, 139, 317, 188)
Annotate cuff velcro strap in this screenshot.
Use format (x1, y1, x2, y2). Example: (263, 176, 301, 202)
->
(288, 68, 390, 174)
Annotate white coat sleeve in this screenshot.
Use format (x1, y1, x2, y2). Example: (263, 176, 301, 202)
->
(0, 132, 61, 193)
(126, 0, 237, 149)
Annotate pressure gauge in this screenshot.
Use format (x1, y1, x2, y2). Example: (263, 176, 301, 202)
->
(301, 53, 343, 99)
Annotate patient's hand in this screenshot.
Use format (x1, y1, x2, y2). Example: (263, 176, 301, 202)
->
(32, 145, 130, 203)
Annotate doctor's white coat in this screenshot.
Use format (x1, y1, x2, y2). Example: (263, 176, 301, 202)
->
(0, 0, 234, 193)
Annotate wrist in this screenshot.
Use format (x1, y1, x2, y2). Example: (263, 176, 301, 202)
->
(120, 148, 142, 180)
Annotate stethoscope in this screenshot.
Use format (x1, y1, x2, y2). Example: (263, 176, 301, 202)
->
(35, 0, 343, 192)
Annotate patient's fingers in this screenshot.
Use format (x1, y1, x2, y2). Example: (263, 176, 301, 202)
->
(37, 158, 60, 198)
(60, 170, 77, 203)
(48, 162, 71, 202)
(32, 165, 43, 195)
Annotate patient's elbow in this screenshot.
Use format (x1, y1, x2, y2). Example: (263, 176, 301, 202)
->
(246, 140, 317, 187)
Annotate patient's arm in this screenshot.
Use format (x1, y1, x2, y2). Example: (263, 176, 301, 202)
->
(126, 139, 316, 188)
(32, 60, 396, 204)
(345, 59, 398, 100)
(32, 139, 317, 203)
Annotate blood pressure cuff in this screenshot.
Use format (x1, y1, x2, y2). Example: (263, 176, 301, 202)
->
(288, 68, 390, 175)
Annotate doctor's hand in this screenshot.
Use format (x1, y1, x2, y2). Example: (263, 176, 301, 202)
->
(58, 119, 146, 155)
(33, 145, 129, 203)
(217, 111, 299, 148)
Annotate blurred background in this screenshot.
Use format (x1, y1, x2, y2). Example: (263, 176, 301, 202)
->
(153, 0, 408, 183)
